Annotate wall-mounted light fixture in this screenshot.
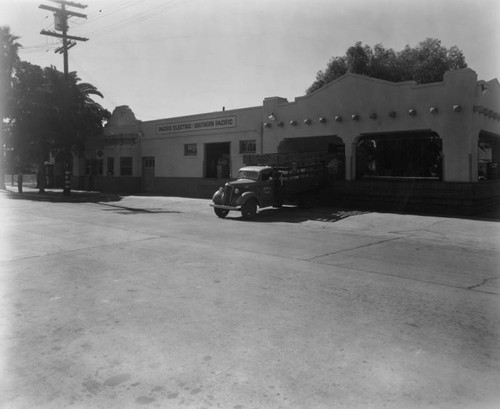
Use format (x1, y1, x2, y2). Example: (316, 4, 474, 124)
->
(452, 104, 462, 112)
(351, 114, 359, 121)
(304, 118, 312, 125)
(429, 106, 439, 114)
(268, 112, 276, 121)
(369, 113, 377, 120)
(264, 122, 272, 128)
(290, 120, 297, 126)
(319, 117, 327, 124)
(408, 109, 417, 116)
(389, 111, 397, 118)
(277, 121, 284, 127)
(335, 115, 343, 122)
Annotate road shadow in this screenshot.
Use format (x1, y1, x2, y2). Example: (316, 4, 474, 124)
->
(99, 202, 181, 215)
(223, 206, 369, 223)
(4, 189, 124, 204)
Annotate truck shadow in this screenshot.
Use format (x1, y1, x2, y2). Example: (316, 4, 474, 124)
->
(226, 206, 368, 223)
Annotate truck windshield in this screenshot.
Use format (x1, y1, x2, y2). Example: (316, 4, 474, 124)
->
(237, 170, 260, 180)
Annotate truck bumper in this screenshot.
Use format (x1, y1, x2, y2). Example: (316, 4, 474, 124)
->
(210, 203, 241, 211)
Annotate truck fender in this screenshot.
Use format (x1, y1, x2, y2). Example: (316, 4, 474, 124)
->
(239, 191, 259, 207)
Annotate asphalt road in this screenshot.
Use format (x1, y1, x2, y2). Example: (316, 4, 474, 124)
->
(1, 192, 499, 409)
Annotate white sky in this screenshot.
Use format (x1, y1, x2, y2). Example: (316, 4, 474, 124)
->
(1, 0, 499, 121)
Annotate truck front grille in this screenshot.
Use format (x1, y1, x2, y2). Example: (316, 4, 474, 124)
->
(223, 186, 234, 205)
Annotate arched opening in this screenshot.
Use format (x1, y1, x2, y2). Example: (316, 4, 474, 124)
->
(478, 131, 500, 180)
(355, 130, 442, 180)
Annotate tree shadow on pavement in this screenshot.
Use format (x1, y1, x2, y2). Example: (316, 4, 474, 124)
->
(4, 189, 123, 204)
(99, 203, 181, 215)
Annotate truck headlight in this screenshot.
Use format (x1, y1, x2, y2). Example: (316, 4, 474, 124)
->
(234, 188, 240, 194)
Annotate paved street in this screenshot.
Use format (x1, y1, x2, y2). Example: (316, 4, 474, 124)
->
(0, 190, 499, 409)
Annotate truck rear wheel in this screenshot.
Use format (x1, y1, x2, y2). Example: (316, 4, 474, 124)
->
(214, 208, 229, 218)
(241, 198, 257, 219)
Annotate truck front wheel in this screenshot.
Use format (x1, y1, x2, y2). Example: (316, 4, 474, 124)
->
(241, 198, 257, 219)
(214, 208, 229, 218)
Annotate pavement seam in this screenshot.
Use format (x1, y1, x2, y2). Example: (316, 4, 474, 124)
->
(303, 236, 404, 261)
(308, 260, 500, 296)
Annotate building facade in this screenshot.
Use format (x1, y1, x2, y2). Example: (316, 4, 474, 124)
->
(78, 68, 500, 214)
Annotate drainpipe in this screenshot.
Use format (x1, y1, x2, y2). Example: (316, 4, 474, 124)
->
(260, 121, 264, 154)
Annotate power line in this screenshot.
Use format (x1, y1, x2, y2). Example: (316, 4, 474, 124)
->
(84, 0, 194, 38)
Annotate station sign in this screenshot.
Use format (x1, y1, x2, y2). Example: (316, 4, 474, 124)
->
(157, 116, 237, 135)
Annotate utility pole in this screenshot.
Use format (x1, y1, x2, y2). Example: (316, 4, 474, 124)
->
(40, 0, 88, 195)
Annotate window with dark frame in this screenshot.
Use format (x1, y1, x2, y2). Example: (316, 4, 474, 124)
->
(143, 157, 155, 167)
(239, 140, 256, 154)
(84, 159, 91, 176)
(184, 143, 197, 156)
(107, 157, 114, 176)
(120, 157, 133, 176)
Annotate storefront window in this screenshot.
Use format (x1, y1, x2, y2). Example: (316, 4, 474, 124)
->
(120, 157, 133, 176)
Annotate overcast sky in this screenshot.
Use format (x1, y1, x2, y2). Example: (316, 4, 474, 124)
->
(1, 0, 499, 121)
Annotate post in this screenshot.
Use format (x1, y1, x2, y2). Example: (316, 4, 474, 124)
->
(63, 163, 71, 195)
(39, 1, 88, 196)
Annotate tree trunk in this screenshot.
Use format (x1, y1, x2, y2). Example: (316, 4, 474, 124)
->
(17, 172, 23, 193)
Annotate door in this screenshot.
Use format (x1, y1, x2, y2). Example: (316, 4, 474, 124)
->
(205, 142, 230, 178)
(257, 169, 275, 207)
(142, 157, 155, 192)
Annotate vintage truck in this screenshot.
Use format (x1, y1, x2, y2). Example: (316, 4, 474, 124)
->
(210, 152, 334, 219)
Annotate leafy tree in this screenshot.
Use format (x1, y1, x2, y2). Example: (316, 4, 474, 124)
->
(9, 62, 110, 193)
(0, 26, 21, 189)
(306, 38, 467, 94)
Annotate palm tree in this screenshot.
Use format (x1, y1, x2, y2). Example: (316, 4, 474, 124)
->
(0, 26, 21, 189)
(39, 68, 109, 194)
(10, 63, 109, 194)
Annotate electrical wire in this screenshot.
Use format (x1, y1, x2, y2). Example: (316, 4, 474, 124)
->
(84, 0, 194, 38)
(17, 0, 195, 59)
(70, 0, 145, 27)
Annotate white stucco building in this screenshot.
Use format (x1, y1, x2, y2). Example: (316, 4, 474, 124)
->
(78, 68, 500, 215)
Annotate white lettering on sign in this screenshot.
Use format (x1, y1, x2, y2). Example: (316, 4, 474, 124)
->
(157, 116, 237, 134)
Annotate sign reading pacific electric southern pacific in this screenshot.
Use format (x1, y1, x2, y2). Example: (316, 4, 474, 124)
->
(157, 116, 237, 134)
